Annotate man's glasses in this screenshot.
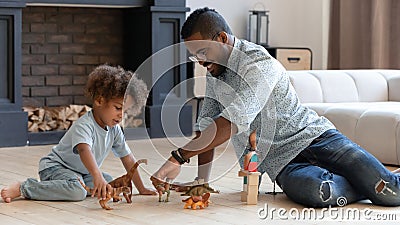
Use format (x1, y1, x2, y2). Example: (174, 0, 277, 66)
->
(188, 32, 220, 63)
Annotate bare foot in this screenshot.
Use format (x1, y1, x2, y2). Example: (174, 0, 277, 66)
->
(392, 168, 400, 174)
(1, 182, 22, 203)
(138, 188, 158, 196)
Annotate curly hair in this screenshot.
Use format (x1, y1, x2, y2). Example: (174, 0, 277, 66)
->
(85, 64, 133, 102)
(181, 7, 232, 40)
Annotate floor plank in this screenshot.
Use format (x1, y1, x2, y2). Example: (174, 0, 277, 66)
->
(0, 138, 399, 224)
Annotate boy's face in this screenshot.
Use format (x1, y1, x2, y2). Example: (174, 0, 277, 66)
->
(93, 97, 124, 129)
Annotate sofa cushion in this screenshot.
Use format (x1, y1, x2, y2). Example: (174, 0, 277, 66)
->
(345, 70, 389, 102)
(288, 70, 400, 165)
(289, 70, 392, 103)
(303, 102, 400, 165)
(289, 71, 323, 103)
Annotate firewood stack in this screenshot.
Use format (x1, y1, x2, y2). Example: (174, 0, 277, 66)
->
(24, 105, 91, 132)
(123, 107, 144, 128)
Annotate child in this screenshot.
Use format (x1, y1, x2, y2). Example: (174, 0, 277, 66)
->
(1, 64, 156, 203)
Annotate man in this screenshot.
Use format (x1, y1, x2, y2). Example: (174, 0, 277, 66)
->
(151, 7, 400, 207)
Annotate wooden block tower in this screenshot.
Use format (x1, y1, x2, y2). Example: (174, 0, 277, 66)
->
(238, 170, 261, 204)
(238, 130, 261, 205)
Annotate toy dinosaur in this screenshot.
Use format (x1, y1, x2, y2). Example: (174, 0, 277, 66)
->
(150, 176, 171, 202)
(181, 183, 219, 197)
(108, 159, 147, 203)
(182, 192, 211, 210)
(77, 177, 131, 210)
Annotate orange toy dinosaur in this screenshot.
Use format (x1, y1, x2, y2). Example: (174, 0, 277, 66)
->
(108, 159, 147, 203)
(182, 192, 211, 210)
(78, 177, 131, 210)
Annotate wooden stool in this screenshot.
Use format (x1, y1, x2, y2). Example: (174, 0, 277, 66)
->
(238, 169, 261, 205)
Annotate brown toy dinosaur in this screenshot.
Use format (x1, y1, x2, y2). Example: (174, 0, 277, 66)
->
(77, 177, 130, 210)
(182, 192, 211, 210)
(109, 159, 147, 203)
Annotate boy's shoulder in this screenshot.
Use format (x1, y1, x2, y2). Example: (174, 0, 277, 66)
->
(67, 110, 95, 132)
(73, 110, 92, 124)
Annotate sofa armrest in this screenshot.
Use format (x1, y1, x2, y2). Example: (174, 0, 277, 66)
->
(388, 76, 400, 101)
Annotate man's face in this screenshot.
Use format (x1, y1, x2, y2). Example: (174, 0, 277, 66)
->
(184, 32, 230, 77)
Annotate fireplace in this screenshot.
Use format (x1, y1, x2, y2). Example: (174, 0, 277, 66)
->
(0, 0, 192, 147)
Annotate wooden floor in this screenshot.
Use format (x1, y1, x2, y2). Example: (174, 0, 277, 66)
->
(0, 137, 399, 225)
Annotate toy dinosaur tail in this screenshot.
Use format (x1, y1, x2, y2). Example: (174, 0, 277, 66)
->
(132, 159, 147, 171)
(126, 159, 147, 180)
(77, 176, 92, 193)
(201, 192, 210, 203)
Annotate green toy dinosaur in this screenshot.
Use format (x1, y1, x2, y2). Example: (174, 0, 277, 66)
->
(181, 183, 219, 197)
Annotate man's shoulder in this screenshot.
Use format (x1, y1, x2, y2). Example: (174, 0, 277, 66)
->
(237, 39, 268, 54)
(233, 39, 272, 65)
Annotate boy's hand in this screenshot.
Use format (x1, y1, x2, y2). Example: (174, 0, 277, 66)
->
(92, 175, 111, 200)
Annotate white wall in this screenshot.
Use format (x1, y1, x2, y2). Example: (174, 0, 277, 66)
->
(186, 0, 330, 69)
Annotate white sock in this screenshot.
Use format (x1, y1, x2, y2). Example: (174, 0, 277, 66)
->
(197, 162, 212, 183)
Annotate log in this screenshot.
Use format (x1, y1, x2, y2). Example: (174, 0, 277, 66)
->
(23, 105, 91, 132)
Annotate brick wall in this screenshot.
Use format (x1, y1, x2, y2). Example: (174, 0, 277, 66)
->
(22, 6, 124, 107)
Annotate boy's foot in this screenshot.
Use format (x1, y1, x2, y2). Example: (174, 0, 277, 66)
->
(1, 182, 22, 203)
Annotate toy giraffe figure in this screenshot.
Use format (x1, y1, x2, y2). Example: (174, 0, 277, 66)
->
(244, 130, 259, 172)
(238, 130, 261, 205)
(150, 176, 171, 202)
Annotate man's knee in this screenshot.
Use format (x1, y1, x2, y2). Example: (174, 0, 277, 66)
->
(299, 180, 335, 208)
(371, 178, 400, 206)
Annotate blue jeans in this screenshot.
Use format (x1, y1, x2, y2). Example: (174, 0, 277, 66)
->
(20, 164, 113, 201)
(276, 129, 400, 208)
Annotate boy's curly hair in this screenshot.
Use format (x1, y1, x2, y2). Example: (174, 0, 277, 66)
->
(85, 65, 133, 102)
(85, 64, 149, 118)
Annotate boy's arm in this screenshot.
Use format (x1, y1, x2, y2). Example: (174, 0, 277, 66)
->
(76, 143, 111, 200)
(120, 154, 157, 195)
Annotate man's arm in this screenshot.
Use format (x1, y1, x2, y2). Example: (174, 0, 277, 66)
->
(151, 116, 236, 186)
(179, 116, 237, 160)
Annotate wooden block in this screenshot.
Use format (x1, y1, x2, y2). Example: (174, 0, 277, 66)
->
(241, 191, 247, 202)
(247, 174, 259, 186)
(247, 185, 259, 204)
(238, 169, 248, 177)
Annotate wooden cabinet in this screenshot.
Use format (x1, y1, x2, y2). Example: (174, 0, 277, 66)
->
(263, 47, 312, 70)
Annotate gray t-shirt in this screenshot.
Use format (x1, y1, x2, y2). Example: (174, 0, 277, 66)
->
(39, 110, 131, 175)
(194, 38, 335, 181)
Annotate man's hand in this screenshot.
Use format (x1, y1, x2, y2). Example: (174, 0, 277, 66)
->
(150, 157, 180, 201)
(152, 156, 181, 183)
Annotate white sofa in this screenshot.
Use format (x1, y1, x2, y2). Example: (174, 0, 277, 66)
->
(288, 70, 400, 166)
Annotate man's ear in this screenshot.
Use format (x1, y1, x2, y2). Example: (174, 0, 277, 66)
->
(220, 31, 228, 43)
